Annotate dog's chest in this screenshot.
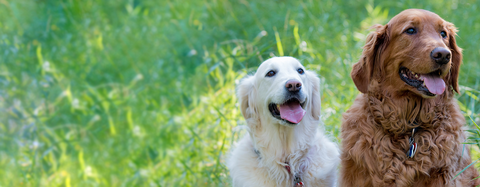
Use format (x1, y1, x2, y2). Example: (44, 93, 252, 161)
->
(376, 128, 463, 183)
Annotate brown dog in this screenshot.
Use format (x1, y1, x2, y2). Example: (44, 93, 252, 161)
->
(340, 9, 480, 186)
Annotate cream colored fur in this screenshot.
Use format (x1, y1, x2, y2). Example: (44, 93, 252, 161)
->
(227, 57, 339, 187)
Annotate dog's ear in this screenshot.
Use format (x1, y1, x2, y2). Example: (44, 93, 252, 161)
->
(446, 22, 462, 93)
(306, 71, 321, 120)
(237, 75, 257, 120)
(351, 24, 389, 93)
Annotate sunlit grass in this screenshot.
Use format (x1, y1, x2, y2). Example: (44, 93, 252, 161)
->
(0, 0, 479, 186)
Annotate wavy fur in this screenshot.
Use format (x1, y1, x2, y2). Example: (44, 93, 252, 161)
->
(341, 9, 480, 186)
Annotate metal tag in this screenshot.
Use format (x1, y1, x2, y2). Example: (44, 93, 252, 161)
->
(407, 142, 417, 158)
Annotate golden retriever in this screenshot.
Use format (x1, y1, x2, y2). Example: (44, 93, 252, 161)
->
(228, 57, 340, 186)
(340, 9, 480, 186)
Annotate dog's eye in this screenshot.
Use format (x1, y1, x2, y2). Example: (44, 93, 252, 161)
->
(440, 31, 447, 38)
(405, 28, 416, 35)
(266, 70, 276, 77)
(297, 68, 304, 74)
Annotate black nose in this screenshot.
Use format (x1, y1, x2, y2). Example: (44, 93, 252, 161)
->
(430, 47, 451, 65)
(285, 79, 302, 92)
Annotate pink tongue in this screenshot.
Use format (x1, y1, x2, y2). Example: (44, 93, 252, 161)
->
(279, 102, 306, 124)
(422, 74, 446, 95)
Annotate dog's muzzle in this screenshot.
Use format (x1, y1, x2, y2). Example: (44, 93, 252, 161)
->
(268, 95, 306, 124)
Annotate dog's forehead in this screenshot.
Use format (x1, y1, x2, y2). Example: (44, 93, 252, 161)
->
(257, 57, 302, 73)
(388, 9, 445, 28)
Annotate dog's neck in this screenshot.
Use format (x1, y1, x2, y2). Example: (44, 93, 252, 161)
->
(248, 115, 318, 175)
(366, 86, 454, 137)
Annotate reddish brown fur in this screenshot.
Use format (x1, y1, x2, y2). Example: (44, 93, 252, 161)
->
(341, 9, 480, 186)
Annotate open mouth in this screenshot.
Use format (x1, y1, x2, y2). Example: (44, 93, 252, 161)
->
(399, 67, 446, 96)
(268, 97, 306, 125)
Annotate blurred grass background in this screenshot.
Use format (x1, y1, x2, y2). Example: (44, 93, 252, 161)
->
(1, 0, 480, 186)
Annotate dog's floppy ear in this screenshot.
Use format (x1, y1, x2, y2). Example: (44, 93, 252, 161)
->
(237, 75, 257, 121)
(446, 22, 462, 93)
(306, 71, 321, 120)
(351, 24, 389, 93)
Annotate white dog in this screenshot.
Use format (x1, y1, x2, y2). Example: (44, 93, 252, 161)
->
(227, 57, 339, 187)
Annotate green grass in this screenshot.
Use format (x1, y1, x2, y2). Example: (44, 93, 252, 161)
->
(1, 0, 480, 186)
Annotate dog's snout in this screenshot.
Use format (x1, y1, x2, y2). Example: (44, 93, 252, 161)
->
(430, 47, 451, 65)
(285, 79, 302, 92)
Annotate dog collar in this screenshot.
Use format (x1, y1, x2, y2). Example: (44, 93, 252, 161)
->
(254, 149, 304, 186)
(284, 162, 304, 187)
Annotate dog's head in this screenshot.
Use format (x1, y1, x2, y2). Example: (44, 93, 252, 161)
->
(238, 57, 321, 127)
(352, 9, 462, 98)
